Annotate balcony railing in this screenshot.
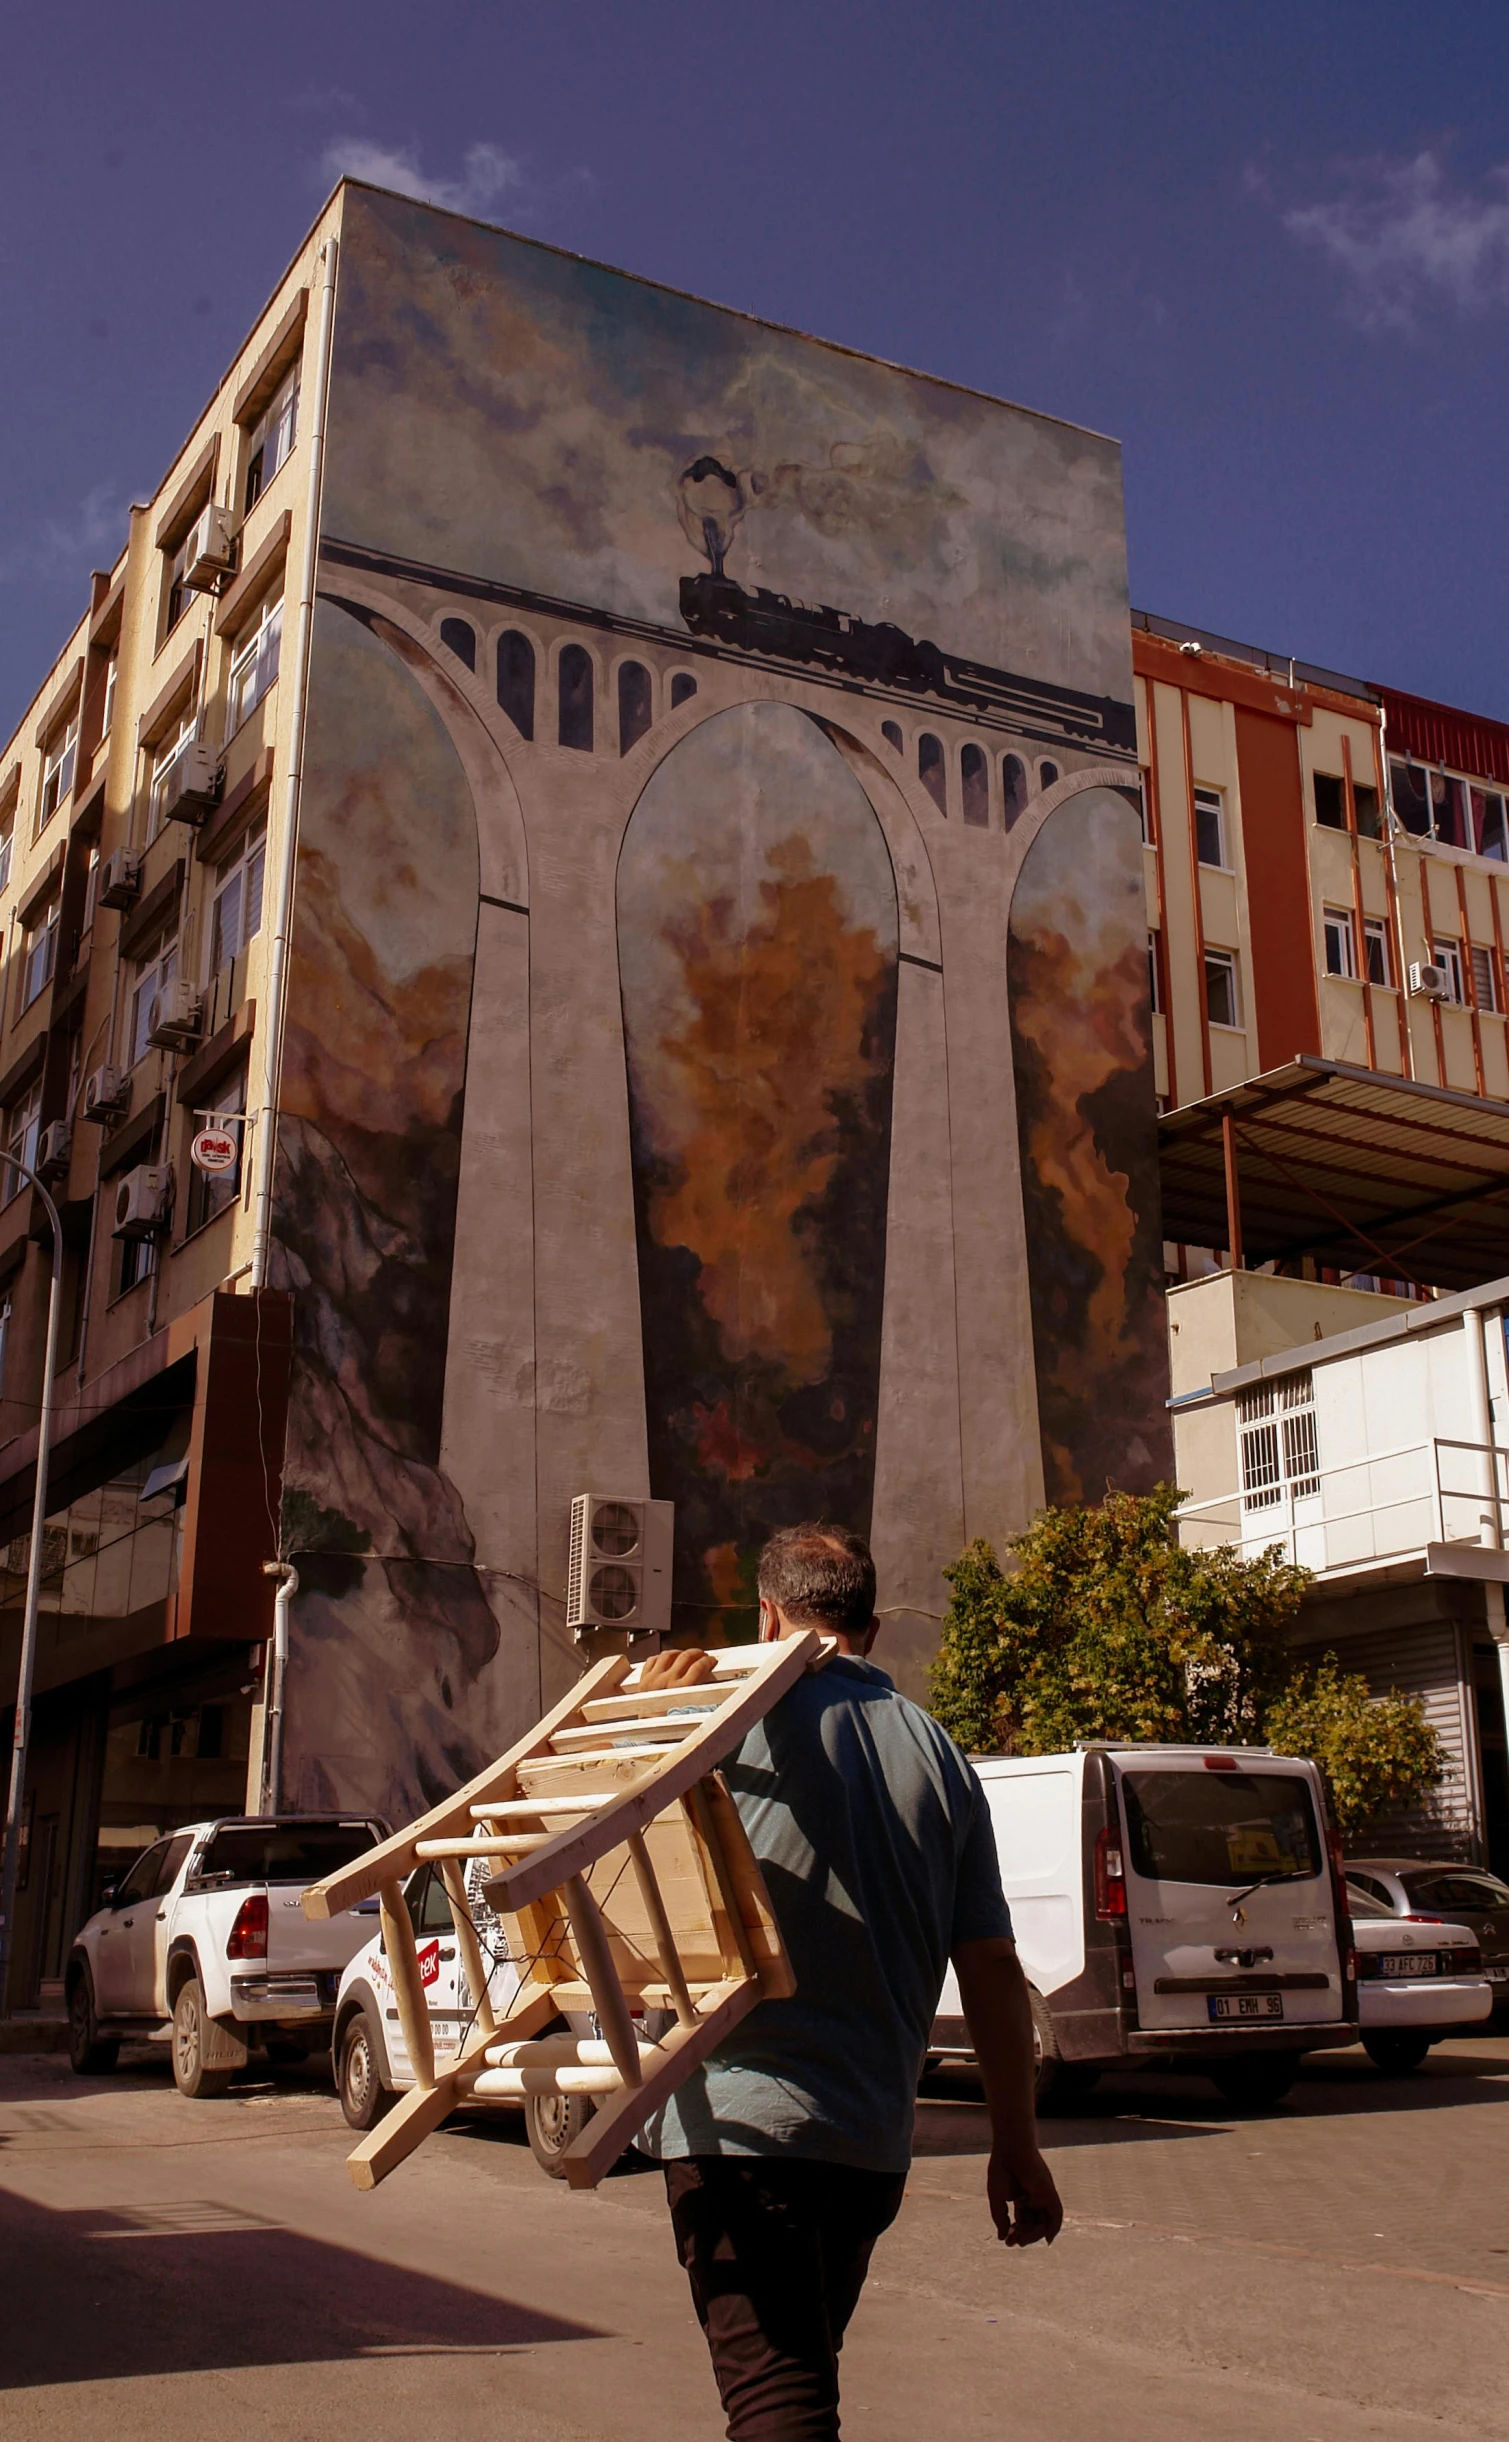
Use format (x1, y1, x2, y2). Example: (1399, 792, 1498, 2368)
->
(1177, 1438, 1509, 1577)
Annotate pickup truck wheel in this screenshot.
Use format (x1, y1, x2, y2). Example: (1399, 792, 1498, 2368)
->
(526, 2089, 595, 2176)
(1362, 2031, 1432, 2076)
(1208, 2053, 1299, 2111)
(338, 2010, 395, 2132)
(67, 1969, 119, 2076)
(1029, 1989, 1098, 2112)
(172, 1980, 234, 2099)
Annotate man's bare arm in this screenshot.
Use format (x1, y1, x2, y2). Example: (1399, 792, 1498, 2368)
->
(951, 1936, 1064, 2247)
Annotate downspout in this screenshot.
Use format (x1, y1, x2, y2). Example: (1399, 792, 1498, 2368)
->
(260, 1560, 298, 1814)
(1461, 1296, 1509, 1865)
(249, 232, 339, 1291)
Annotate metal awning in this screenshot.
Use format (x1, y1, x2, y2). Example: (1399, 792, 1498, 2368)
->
(1158, 1057, 1509, 1293)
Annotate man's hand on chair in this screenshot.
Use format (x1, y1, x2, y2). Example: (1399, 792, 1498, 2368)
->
(637, 1645, 718, 1691)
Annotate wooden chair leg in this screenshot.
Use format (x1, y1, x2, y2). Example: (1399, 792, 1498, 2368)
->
(563, 1873, 641, 2084)
(378, 1879, 435, 2090)
(438, 1859, 497, 2037)
(626, 1832, 697, 2029)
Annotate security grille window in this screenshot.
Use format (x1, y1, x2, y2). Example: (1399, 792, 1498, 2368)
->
(242, 365, 299, 511)
(21, 903, 59, 1009)
(1471, 944, 1500, 1014)
(4, 1083, 41, 1206)
(1194, 784, 1227, 869)
(227, 592, 283, 733)
(209, 815, 267, 974)
(1363, 916, 1392, 987)
(1239, 1372, 1319, 1510)
(147, 709, 198, 840)
(1205, 947, 1239, 1029)
(38, 716, 78, 831)
(1432, 938, 1466, 1006)
(128, 936, 178, 1067)
(1323, 907, 1357, 978)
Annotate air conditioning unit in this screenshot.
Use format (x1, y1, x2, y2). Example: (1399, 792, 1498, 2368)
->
(566, 1494, 674, 1641)
(178, 503, 237, 593)
(97, 846, 144, 910)
(112, 1165, 171, 1240)
(157, 739, 223, 826)
(1409, 961, 1450, 1002)
(36, 1122, 71, 1180)
(82, 1065, 130, 1124)
(147, 979, 203, 1052)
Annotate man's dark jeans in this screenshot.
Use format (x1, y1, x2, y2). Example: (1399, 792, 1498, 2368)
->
(664, 2155, 907, 2441)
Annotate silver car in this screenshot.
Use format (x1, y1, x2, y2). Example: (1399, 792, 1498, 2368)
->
(1345, 1860, 1509, 2011)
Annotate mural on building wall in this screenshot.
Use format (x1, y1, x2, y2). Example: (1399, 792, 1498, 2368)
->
(1008, 786, 1169, 1504)
(268, 183, 1156, 1813)
(618, 702, 898, 1636)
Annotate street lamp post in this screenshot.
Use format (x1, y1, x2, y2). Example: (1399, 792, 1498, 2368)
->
(0, 1159, 66, 2013)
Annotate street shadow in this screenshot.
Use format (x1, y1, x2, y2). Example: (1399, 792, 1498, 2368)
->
(0, 2185, 604, 2390)
(914, 2067, 1224, 2152)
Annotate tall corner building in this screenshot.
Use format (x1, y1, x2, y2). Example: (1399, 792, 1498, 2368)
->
(0, 183, 1172, 2001)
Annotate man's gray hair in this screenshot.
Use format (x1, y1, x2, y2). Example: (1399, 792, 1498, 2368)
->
(757, 1523, 876, 1637)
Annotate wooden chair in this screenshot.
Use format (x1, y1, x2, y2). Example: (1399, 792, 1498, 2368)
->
(302, 1632, 828, 2191)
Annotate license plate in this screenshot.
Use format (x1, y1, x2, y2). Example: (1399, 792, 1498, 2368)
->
(1379, 1954, 1436, 1978)
(1207, 1993, 1283, 2022)
(1486, 1966, 1509, 1983)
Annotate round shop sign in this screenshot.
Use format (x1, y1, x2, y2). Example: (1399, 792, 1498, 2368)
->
(190, 1127, 238, 1175)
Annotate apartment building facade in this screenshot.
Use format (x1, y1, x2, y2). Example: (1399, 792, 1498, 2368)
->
(0, 183, 1174, 2005)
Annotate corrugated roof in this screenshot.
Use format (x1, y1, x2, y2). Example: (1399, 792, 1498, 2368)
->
(1378, 682, 1509, 790)
(1158, 1057, 1509, 1294)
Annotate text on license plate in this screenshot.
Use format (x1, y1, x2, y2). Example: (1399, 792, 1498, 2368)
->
(1207, 1993, 1283, 2022)
(1379, 1954, 1436, 1977)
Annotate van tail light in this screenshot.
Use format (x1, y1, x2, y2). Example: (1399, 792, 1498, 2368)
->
(226, 1893, 269, 1960)
(1094, 1826, 1127, 1920)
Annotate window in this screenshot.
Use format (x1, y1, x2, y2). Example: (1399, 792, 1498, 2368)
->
(1038, 759, 1059, 791)
(881, 720, 903, 754)
(128, 936, 177, 1067)
(1134, 774, 1151, 842)
(1322, 906, 1357, 979)
(1390, 759, 1431, 836)
(917, 733, 946, 813)
(558, 644, 594, 751)
(116, 1233, 155, 1297)
(1238, 1372, 1319, 1510)
(618, 661, 652, 756)
(1432, 938, 1466, 1006)
(1204, 947, 1239, 1029)
(38, 716, 78, 830)
(243, 365, 299, 511)
(960, 742, 989, 827)
(670, 672, 698, 710)
(1353, 781, 1382, 839)
(0, 813, 13, 897)
(21, 904, 59, 1009)
(4, 1084, 41, 1204)
(496, 630, 535, 739)
(1430, 772, 1468, 849)
(1001, 754, 1028, 830)
(100, 655, 118, 741)
(1363, 915, 1392, 987)
(1313, 772, 1346, 830)
(147, 708, 198, 840)
(81, 847, 101, 937)
(163, 526, 200, 637)
(1121, 1768, 1321, 1887)
(1194, 784, 1227, 868)
(439, 617, 475, 671)
(1471, 943, 1500, 1015)
(185, 1060, 246, 1236)
(1472, 788, 1509, 862)
(209, 816, 267, 975)
(1147, 932, 1162, 1014)
(0, 1296, 10, 1395)
(227, 593, 283, 733)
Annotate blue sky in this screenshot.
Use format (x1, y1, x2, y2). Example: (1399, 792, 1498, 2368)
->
(4, 1, 1509, 733)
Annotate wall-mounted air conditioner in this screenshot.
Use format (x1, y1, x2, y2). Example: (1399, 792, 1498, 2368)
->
(112, 1165, 171, 1240)
(566, 1494, 674, 1641)
(36, 1122, 72, 1180)
(147, 979, 203, 1052)
(82, 1065, 129, 1124)
(179, 503, 237, 593)
(97, 847, 144, 910)
(157, 740, 223, 826)
(1408, 961, 1450, 1002)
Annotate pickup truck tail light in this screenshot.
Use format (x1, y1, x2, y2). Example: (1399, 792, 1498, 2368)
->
(226, 1893, 269, 1960)
(1094, 1826, 1127, 1920)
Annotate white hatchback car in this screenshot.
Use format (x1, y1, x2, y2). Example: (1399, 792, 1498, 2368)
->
(1347, 1881, 1490, 2072)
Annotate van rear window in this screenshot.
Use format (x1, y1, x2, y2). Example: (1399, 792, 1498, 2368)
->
(193, 1823, 377, 1887)
(1121, 1771, 1321, 1887)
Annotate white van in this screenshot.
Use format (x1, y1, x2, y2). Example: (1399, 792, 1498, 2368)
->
(933, 1743, 1358, 2109)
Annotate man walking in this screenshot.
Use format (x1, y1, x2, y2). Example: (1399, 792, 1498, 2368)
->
(637, 1521, 1062, 2441)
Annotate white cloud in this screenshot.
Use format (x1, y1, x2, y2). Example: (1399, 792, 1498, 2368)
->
(1282, 151, 1509, 331)
(319, 136, 524, 221)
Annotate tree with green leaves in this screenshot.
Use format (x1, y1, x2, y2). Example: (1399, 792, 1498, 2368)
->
(927, 1488, 1443, 1836)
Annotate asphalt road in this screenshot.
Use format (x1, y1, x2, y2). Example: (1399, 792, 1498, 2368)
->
(2, 2035, 1506, 2440)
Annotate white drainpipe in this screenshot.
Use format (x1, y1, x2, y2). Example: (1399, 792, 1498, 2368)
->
(260, 1561, 299, 1814)
(249, 231, 339, 1291)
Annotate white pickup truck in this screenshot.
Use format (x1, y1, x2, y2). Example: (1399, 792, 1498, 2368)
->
(65, 1815, 386, 2096)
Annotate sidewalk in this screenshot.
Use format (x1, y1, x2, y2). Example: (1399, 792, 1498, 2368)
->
(0, 1995, 69, 2055)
